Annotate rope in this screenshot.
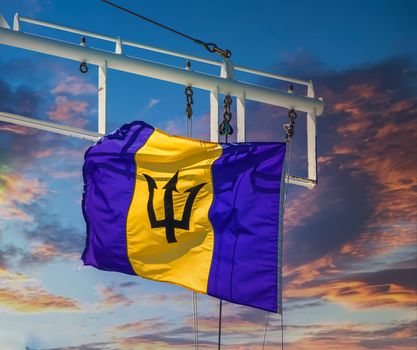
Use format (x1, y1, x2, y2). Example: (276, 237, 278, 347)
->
(218, 299, 223, 350)
(192, 292, 199, 350)
(100, 0, 231, 58)
(263, 106, 296, 350)
(217, 93, 232, 348)
(185, 85, 199, 350)
(278, 109, 296, 350)
(261, 312, 269, 350)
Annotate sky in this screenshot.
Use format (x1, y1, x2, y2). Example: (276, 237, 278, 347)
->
(0, 0, 416, 349)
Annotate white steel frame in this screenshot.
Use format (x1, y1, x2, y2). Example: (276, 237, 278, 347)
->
(0, 13, 323, 188)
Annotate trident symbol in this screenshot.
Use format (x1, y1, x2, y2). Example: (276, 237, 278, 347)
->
(143, 171, 206, 243)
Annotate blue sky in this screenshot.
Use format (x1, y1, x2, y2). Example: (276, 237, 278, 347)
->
(0, 1, 416, 349)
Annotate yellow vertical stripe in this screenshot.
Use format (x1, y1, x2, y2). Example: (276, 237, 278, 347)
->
(126, 129, 223, 293)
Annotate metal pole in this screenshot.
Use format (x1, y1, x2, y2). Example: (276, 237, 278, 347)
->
(307, 81, 317, 183)
(237, 92, 246, 142)
(210, 87, 220, 142)
(98, 61, 107, 135)
(0, 112, 102, 141)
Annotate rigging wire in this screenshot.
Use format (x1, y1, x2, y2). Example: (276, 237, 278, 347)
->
(100, 0, 231, 58)
(276, 104, 298, 350)
(261, 312, 269, 350)
(185, 79, 199, 350)
(260, 101, 298, 350)
(192, 292, 199, 350)
(218, 299, 223, 350)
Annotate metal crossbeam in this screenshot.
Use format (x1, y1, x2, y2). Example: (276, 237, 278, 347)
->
(0, 112, 102, 141)
(0, 13, 323, 188)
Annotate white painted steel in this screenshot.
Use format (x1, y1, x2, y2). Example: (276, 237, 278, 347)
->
(98, 62, 107, 134)
(1, 14, 324, 188)
(235, 65, 310, 86)
(16, 15, 313, 87)
(237, 93, 246, 142)
(287, 175, 316, 189)
(0, 110, 316, 188)
(19, 15, 120, 43)
(13, 13, 19, 31)
(0, 112, 102, 141)
(307, 82, 317, 184)
(210, 87, 220, 142)
(115, 37, 122, 54)
(18, 15, 222, 66)
(0, 14, 10, 29)
(220, 58, 235, 80)
(0, 28, 324, 115)
(122, 39, 222, 66)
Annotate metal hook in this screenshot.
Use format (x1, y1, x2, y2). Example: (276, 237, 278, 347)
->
(79, 61, 88, 74)
(80, 35, 86, 47)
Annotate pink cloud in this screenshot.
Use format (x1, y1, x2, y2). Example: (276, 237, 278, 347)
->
(0, 124, 31, 135)
(29, 243, 78, 262)
(0, 269, 80, 313)
(94, 285, 134, 310)
(51, 76, 96, 96)
(47, 96, 88, 121)
(0, 173, 47, 223)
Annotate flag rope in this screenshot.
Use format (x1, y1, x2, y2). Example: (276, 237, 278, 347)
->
(218, 299, 223, 350)
(262, 106, 296, 349)
(185, 88, 199, 350)
(192, 291, 199, 350)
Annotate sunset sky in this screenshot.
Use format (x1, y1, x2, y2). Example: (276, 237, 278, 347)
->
(0, 1, 416, 349)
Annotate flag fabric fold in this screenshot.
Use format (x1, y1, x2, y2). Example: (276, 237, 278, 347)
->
(82, 121, 286, 313)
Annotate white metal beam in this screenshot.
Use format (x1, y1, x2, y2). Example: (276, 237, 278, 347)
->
(0, 28, 324, 115)
(0, 14, 324, 189)
(0, 112, 102, 141)
(210, 87, 220, 142)
(98, 61, 107, 135)
(307, 81, 317, 184)
(237, 93, 246, 142)
(0, 112, 314, 188)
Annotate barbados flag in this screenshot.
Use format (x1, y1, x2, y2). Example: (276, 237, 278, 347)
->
(82, 121, 286, 313)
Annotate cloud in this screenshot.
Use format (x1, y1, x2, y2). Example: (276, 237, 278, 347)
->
(161, 113, 210, 140)
(235, 54, 417, 313)
(0, 172, 47, 223)
(0, 124, 30, 135)
(0, 270, 80, 313)
(146, 98, 161, 109)
(94, 285, 134, 310)
(0, 78, 44, 116)
(21, 210, 85, 255)
(285, 267, 416, 309)
(112, 319, 168, 334)
(283, 320, 417, 350)
(47, 95, 88, 121)
(51, 76, 97, 96)
(25, 243, 79, 264)
(0, 245, 23, 270)
(0, 286, 80, 313)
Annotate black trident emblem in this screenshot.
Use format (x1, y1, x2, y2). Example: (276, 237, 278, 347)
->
(143, 171, 206, 243)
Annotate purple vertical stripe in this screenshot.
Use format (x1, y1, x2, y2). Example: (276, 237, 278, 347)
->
(82, 121, 154, 275)
(207, 142, 286, 313)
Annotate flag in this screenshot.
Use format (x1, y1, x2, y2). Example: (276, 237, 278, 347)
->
(82, 121, 286, 313)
